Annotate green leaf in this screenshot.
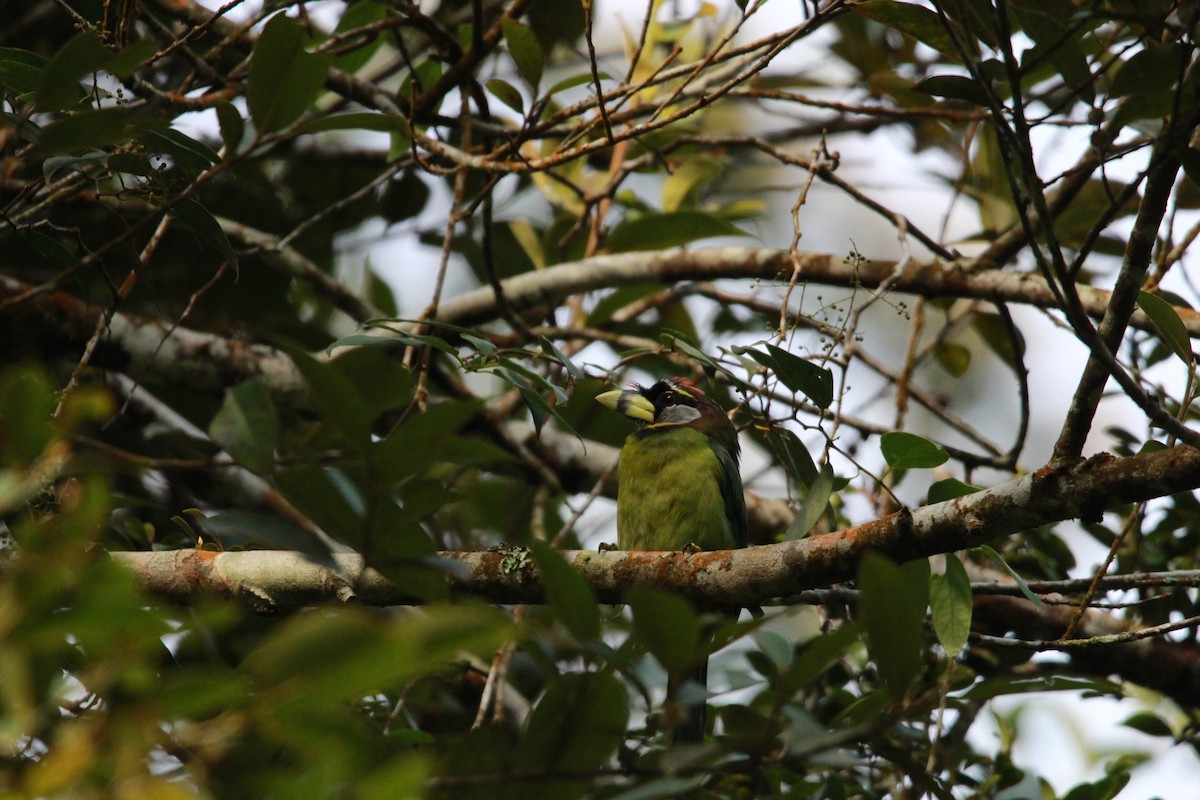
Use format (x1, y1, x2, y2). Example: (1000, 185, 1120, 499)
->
(934, 341, 971, 377)
(247, 14, 333, 134)
(1120, 711, 1174, 738)
(502, 19, 543, 89)
(927, 477, 982, 504)
(375, 399, 479, 485)
(972, 310, 1025, 369)
(881, 431, 948, 469)
(1110, 43, 1188, 97)
(767, 344, 834, 409)
(292, 111, 410, 136)
(546, 70, 608, 97)
(275, 465, 364, 545)
(858, 553, 927, 695)
(531, 541, 599, 641)
(243, 605, 509, 709)
(973, 544, 1042, 606)
(606, 211, 748, 253)
(770, 428, 818, 489)
(930, 553, 972, 655)
(103, 39, 157, 78)
(0, 47, 48, 95)
(288, 347, 373, 449)
(662, 156, 723, 212)
(786, 462, 834, 540)
(538, 336, 584, 379)
(21, 228, 77, 269)
(208, 378, 279, 473)
(1061, 773, 1130, 800)
(140, 128, 220, 177)
(215, 101, 244, 154)
(1137, 291, 1194, 367)
(778, 621, 862, 696)
(514, 672, 628, 795)
(170, 198, 239, 269)
(964, 673, 1122, 702)
(36, 107, 165, 156)
(486, 78, 524, 114)
(35, 31, 112, 110)
(330, 1, 389, 74)
(852, 1, 961, 60)
(914, 74, 987, 104)
(627, 587, 700, 675)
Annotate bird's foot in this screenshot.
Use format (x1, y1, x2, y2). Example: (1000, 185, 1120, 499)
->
(682, 543, 702, 554)
(598, 542, 618, 552)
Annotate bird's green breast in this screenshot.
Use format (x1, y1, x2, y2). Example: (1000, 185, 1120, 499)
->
(616, 426, 737, 551)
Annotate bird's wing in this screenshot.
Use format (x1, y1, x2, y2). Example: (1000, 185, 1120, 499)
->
(711, 441, 748, 548)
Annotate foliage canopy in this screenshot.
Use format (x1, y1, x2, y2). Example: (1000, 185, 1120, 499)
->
(3, 0, 1200, 797)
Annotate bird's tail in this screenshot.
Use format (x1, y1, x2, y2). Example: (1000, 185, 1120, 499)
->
(666, 658, 709, 743)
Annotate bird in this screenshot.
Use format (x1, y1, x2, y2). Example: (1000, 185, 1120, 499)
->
(596, 377, 747, 741)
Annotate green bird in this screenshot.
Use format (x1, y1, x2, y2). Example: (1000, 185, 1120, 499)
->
(596, 377, 748, 741)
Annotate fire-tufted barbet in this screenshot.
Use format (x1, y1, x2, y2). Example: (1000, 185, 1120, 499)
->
(596, 377, 747, 741)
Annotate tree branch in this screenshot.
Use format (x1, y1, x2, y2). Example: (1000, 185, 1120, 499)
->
(109, 445, 1200, 609)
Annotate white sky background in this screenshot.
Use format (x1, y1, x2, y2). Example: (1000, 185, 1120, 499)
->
(181, 0, 1200, 795)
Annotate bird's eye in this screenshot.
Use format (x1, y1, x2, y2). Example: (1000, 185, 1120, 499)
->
(662, 391, 675, 404)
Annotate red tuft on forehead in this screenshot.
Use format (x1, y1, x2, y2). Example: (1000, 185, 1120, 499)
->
(669, 377, 705, 395)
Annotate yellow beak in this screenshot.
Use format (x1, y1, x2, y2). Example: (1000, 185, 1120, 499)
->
(596, 388, 655, 423)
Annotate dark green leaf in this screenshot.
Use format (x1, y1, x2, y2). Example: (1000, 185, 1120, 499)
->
(531, 541, 600, 641)
(546, 70, 608, 96)
(502, 19, 543, 89)
(627, 587, 699, 674)
(852, 1, 961, 60)
(208, 378, 279, 473)
(778, 621, 862, 696)
(538, 336, 584, 379)
(858, 552, 927, 695)
(514, 672, 628, 796)
(288, 347, 373, 448)
(36, 107, 166, 156)
(1061, 773, 1130, 800)
(881, 431, 949, 469)
(275, 464, 364, 545)
(786, 462, 834, 540)
(215, 101, 244, 154)
(972, 311, 1025, 369)
(964, 673, 1121, 702)
(21, 228, 77, 269)
(927, 478, 982, 504)
(247, 14, 333, 134)
(293, 111, 410, 136)
(1137, 291, 1194, 367)
(0, 47, 47, 95)
(170, 198, 239, 269)
(243, 605, 508, 709)
(767, 344, 834, 409)
(35, 31, 112, 110)
(930, 553, 971, 655)
(1110, 43, 1187, 97)
(140, 128, 220, 177)
(1120, 711, 1174, 737)
(770, 428, 819, 489)
(330, 1, 389, 74)
(914, 74, 988, 104)
(606, 211, 748, 253)
(486, 78, 524, 114)
(375, 399, 480, 485)
(103, 39, 157, 78)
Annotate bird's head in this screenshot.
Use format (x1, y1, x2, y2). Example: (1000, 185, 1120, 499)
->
(596, 378, 738, 455)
